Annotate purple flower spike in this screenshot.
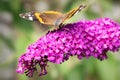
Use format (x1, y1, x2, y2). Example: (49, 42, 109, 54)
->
(16, 18, 120, 77)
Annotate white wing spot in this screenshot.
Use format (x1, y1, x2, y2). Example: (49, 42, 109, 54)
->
(28, 17, 33, 21)
(22, 16, 25, 18)
(28, 14, 31, 17)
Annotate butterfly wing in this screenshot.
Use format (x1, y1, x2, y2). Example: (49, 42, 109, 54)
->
(34, 11, 64, 26)
(61, 5, 86, 23)
(19, 11, 64, 26)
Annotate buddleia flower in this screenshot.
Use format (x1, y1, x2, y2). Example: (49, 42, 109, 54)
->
(16, 18, 120, 77)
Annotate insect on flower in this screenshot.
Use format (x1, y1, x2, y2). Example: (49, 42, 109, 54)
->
(19, 4, 86, 29)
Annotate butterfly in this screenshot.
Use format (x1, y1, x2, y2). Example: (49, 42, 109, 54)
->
(19, 5, 86, 28)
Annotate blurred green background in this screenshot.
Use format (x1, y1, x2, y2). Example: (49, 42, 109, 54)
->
(0, 0, 120, 80)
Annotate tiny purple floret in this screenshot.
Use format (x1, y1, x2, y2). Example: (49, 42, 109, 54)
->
(16, 18, 120, 77)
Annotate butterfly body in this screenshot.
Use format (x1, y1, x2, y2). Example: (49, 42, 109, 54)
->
(19, 5, 86, 27)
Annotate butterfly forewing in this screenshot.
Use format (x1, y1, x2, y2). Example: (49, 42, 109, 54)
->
(62, 5, 86, 22)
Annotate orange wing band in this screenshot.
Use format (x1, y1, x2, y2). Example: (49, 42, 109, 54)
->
(34, 12, 44, 23)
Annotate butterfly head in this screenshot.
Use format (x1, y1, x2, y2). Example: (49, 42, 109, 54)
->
(19, 11, 36, 21)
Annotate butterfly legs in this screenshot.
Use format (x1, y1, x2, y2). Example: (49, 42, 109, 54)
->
(50, 23, 64, 31)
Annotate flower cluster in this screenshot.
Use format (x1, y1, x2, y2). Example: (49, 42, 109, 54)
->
(16, 18, 120, 77)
